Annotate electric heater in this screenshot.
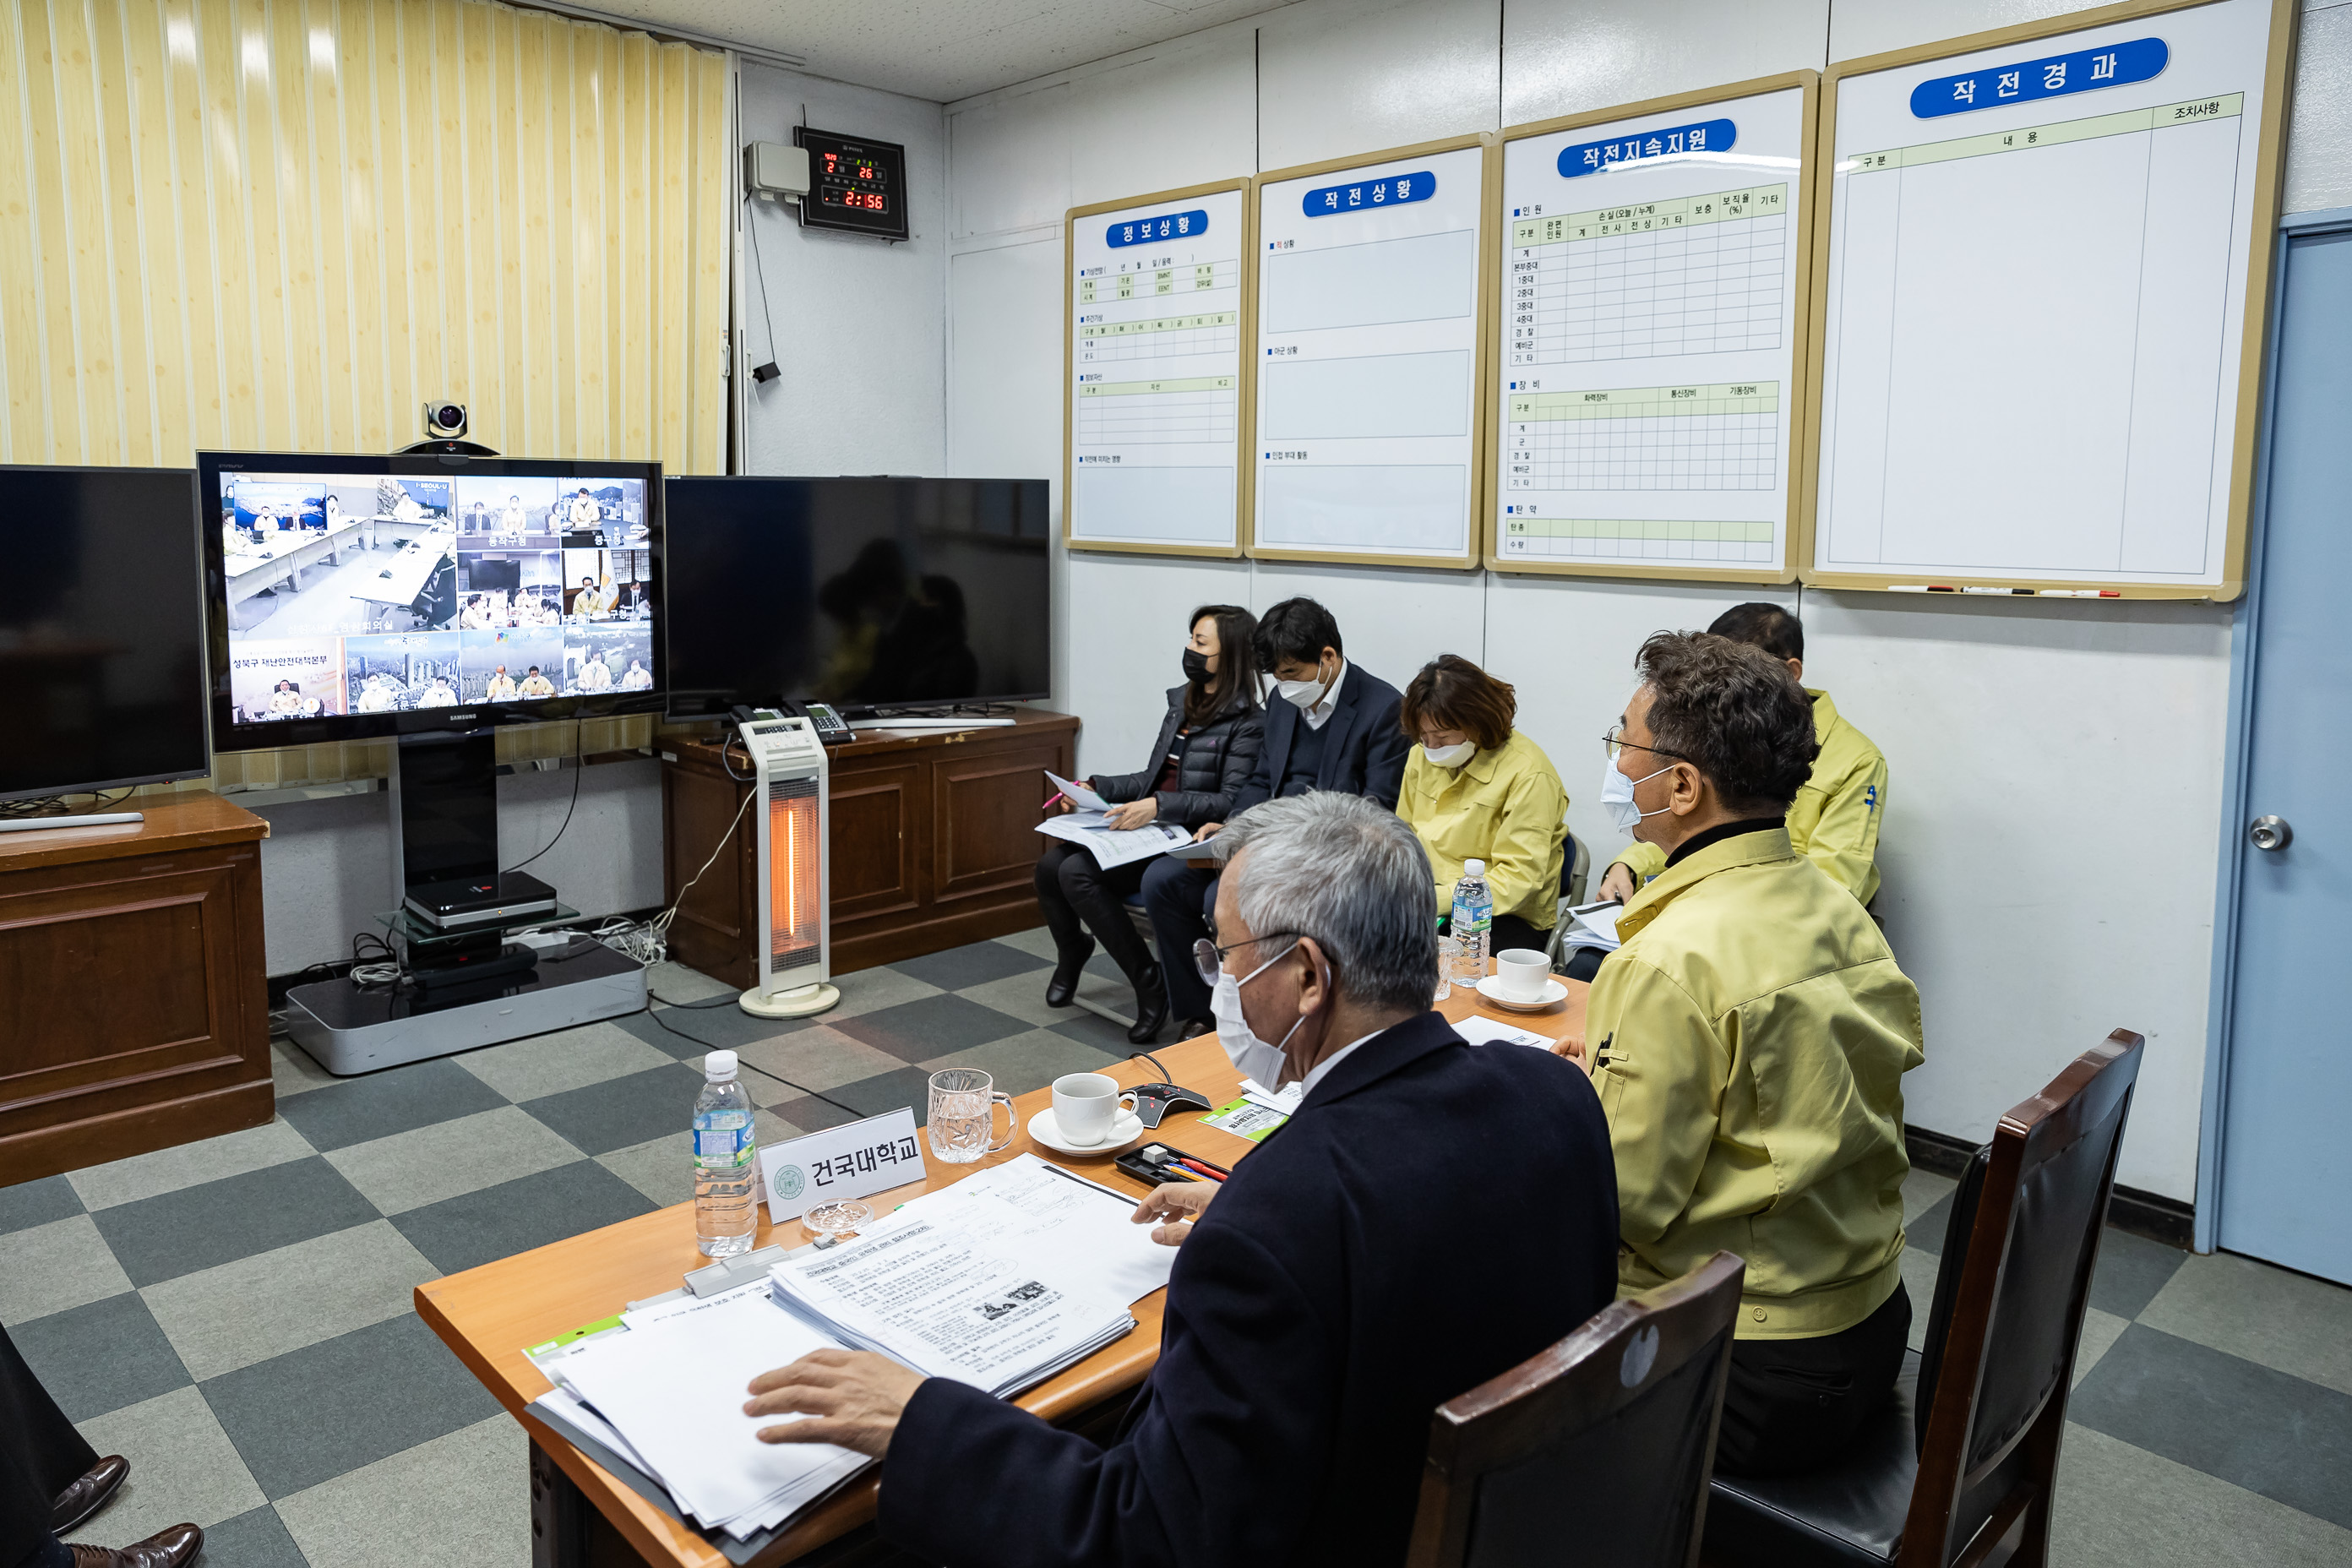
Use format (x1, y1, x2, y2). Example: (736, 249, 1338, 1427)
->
(738, 714, 840, 1019)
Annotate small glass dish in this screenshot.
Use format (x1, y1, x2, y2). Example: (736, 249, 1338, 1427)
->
(803, 1200, 874, 1244)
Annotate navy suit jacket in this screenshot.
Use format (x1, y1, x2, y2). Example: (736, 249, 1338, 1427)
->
(1228, 662, 1412, 816)
(876, 1011, 1620, 1568)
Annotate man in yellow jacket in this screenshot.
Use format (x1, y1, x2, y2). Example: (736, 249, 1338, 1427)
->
(1598, 603, 1886, 906)
(1565, 630, 1923, 1478)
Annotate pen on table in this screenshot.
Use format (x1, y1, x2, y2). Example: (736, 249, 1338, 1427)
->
(1173, 1157, 1227, 1182)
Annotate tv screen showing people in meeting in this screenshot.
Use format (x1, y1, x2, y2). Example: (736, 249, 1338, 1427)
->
(0, 465, 213, 803)
(663, 476, 1050, 717)
(198, 453, 662, 749)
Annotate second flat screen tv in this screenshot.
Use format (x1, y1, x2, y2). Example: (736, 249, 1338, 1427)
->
(664, 477, 1050, 718)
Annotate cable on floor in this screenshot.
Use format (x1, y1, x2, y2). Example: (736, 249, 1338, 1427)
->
(634, 999, 864, 1121)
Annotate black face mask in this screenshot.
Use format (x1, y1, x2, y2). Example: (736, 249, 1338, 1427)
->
(1181, 647, 1213, 685)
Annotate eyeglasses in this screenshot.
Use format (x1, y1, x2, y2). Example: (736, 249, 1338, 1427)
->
(1190, 931, 1301, 986)
(1602, 725, 1690, 764)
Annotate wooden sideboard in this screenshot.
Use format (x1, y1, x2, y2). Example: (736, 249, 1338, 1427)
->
(660, 710, 1077, 984)
(0, 791, 275, 1184)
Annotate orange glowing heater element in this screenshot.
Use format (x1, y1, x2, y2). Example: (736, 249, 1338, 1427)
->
(767, 783, 821, 966)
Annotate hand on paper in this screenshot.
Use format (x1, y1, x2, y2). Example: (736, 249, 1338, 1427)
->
(1104, 797, 1159, 830)
(1597, 862, 1638, 904)
(1549, 1032, 1592, 1075)
(745, 1348, 926, 1458)
(1193, 822, 1223, 843)
(1130, 1180, 1216, 1246)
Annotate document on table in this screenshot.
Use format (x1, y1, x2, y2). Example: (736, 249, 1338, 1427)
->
(1036, 810, 1193, 869)
(1453, 1015, 1560, 1050)
(1044, 770, 1109, 812)
(915, 1154, 1176, 1307)
(770, 1201, 1135, 1399)
(1239, 1077, 1305, 1116)
(1558, 900, 1623, 953)
(549, 1286, 872, 1538)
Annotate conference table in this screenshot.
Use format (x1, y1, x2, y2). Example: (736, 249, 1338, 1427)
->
(223, 517, 378, 625)
(415, 966, 1590, 1568)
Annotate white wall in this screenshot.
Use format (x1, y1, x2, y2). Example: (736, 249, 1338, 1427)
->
(940, 0, 2352, 1203)
(738, 62, 950, 476)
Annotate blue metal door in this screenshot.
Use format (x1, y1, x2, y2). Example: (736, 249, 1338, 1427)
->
(2215, 226, 2352, 1284)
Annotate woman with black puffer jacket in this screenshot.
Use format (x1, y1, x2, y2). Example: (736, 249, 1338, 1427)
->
(1035, 604, 1265, 1045)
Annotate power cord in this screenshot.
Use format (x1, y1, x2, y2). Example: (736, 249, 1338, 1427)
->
(504, 727, 586, 875)
(0, 787, 137, 819)
(634, 992, 865, 1120)
(591, 735, 757, 966)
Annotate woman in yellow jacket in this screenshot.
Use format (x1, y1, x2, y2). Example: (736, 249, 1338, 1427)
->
(1396, 655, 1568, 956)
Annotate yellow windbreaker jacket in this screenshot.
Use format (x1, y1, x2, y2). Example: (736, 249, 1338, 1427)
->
(1614, 689, 1887, 904)
(1398, 729, 1568, 930)
(1586, 826, 1924, 1338)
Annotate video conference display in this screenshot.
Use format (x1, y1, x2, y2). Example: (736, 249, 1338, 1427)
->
(215, 471, 654, 726)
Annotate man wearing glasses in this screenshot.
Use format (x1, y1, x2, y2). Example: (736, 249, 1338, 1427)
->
(739, 792, 1618, 1567)
(1562, 630, 1922, 1480)
(1598, 602, 1886, 908)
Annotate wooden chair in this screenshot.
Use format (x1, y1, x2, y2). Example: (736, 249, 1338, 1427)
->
(1703, 1028, 2147, 1568)
(1407, 1252, 1746, 1568)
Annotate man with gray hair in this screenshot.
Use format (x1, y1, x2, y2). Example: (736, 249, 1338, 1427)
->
(739, 791, 1620, 1568)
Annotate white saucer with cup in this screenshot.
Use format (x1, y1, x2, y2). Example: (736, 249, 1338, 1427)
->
(1477, 947, 1568, 1011)
(1028, 1071, 1145, 1155)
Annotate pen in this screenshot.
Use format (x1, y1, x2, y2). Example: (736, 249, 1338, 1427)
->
(1042, 792, 1066, 811)
(1172, 1157, 1226, 1183)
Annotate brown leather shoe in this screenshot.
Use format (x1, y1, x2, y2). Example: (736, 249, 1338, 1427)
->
(67, 1522, 202, 1567)
(50, 1454, 129, 1534)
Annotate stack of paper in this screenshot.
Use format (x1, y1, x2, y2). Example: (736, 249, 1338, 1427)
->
(769, 1156, 1152, 1400)
(547, 1285, 873, 1539)
(1557, 901, 1624, 956)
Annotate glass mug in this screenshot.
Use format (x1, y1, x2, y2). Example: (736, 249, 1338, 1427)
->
(927, 1068, 1017, 1163)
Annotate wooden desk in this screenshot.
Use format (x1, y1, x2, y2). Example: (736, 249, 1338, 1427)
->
(415, 971, 1588, 1566)
(0, 792, 273, 1184)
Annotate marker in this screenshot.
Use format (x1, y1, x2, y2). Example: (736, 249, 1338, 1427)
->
(1173, 1157, 1226, 1183)
(1887, 585, 1930, 592)
(1042, 792, 1067, 811)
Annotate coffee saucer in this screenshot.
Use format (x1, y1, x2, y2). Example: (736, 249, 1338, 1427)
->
(1477, 974, 1569, 1012)
(1027, 1106, 1145, 1157)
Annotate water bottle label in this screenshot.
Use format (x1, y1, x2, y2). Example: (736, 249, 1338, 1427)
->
(694, 1124, 750, 1162)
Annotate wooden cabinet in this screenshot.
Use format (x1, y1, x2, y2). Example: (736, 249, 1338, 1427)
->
(661, 711, 1078, 984)
(0, 792, 274, 1184)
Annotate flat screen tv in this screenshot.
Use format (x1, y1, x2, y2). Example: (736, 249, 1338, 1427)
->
(197, 452, 663, 749)
(0, 465, 213, 803)
(663, 476, 1050, 718)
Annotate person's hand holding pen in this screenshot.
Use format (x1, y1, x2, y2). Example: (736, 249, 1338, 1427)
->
(1131, 1180, 1217, 1246)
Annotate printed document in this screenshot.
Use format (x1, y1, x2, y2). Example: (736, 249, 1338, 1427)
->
(1036, 810, 1193, 869)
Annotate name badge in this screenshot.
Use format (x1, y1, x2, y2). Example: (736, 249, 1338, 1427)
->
(758, 1107, 928, 1222)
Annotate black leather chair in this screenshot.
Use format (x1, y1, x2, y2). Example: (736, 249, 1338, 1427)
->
(1702, 1028, 2146, 1568)
(1407, 1252, 1745, 1568)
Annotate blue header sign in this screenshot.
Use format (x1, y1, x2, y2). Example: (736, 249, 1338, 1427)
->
(1911, 36, 2167, 118)
(1557, 117, 1737, 178)
(1108, 209, 1210, 248)
(1302, 170, 1436, 216)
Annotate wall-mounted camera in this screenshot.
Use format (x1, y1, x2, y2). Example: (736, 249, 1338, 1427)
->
(423, 400, 469, 439)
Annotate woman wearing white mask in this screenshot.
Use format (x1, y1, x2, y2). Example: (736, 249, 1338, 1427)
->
(1395, 654, 1567, 958)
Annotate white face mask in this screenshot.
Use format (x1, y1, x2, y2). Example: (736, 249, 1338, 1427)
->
(1211, 940, 1315, 1088)
(1273, 659, 1335, 711)
(1422, 740, 1475, 769)
(1601, 755, 1677, 834)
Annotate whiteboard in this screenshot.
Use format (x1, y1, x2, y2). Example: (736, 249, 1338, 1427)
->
(1494, 74, 1816, 584)
(1064, 181, 1250, 556)
(1810, 0, 2293, 599)
(1250, 139, 1494, 567)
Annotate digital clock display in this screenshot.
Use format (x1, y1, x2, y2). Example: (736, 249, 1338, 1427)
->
(793, 127, 910, 241)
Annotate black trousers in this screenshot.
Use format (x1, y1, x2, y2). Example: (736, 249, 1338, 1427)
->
(1033, 842, 1155, 983)
(1, 1322, 95, 1563)
(1714, 1281, 1913, 1478)
(1140, 859, 1220, 1027)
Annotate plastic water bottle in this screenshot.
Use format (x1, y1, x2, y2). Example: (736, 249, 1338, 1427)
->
(694, 1050, 758, 1257)
(1451, 858, 1494, 986)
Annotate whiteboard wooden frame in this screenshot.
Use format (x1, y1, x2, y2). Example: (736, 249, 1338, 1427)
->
(1062, 177, 1255, 558)
(1800, 0, 2298, 602)
(1485, 70, 1821, 586)
(1244, 133, 1498, 571)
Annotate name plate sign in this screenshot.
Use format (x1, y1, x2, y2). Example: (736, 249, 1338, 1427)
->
(759, 1107, 928, 1222)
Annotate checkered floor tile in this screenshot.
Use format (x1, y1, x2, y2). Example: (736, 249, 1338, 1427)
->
(3, 936, 2348, 1565)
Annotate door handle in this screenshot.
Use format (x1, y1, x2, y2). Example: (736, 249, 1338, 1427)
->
(2250, 815, 2293, 852)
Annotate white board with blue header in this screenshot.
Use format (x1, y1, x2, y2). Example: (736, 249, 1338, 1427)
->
(1492, 74, 1818, 585)
(1249, 136, 1495, 569)
(1064, 180, 1252, 558)
(1808, 0, 2296, 599)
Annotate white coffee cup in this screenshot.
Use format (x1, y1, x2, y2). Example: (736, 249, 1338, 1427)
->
(1052, 1071, 1138, 1146)
(1494, 947, 1553, 1002)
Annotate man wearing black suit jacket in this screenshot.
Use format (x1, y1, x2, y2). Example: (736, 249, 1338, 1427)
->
(742, 792, 1618, 1568)
(1141, 596, 1414, 1032)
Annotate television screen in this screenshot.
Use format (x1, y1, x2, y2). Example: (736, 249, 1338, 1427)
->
(0, 465, 212, 803)
(198, 453, 662, 749)
(664, 476, 1050, 717)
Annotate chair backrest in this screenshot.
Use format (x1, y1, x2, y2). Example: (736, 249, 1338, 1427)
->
(1407, 1252, 1745, 1568)
(1562, 828, 1591, 907)
(1902, 1029, 2146, 1566)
